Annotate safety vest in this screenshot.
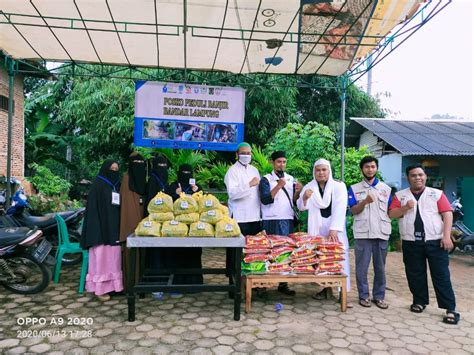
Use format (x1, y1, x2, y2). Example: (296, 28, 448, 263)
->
(261, 172, 295, 221)
(396, 187, 444, 241)
(351, 180, 392, 240)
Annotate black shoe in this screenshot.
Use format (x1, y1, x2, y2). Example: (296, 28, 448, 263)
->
(277, 283, 295, 296)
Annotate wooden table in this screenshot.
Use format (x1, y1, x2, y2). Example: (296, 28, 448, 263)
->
(243, 273, 348, 312)
(126, 235, 244, 321)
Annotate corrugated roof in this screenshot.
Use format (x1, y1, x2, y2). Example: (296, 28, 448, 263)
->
(351, 118, 474, 156)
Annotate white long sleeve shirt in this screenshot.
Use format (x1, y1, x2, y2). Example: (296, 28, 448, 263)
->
(224, 162, 261, 223)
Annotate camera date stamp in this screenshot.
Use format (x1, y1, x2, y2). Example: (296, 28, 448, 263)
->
(16, 316, 94, 339)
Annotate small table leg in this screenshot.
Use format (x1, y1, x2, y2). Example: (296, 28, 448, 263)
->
(245, 277, 251, 313)
(127, 247, 137, 322)
(340, 282, 347, 312)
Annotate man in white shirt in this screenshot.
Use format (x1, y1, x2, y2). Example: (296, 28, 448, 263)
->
(224, 142, 262, 236)
(297, 158, 351, 302)
(259, 150, 302, 295)
(224, 142, 262, 295)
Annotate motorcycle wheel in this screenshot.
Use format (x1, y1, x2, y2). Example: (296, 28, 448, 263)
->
(1, 253, 50, 294)
(49, 231, 83, 266)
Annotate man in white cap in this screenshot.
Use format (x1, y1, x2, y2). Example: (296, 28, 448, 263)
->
(297, 158, 351, 301)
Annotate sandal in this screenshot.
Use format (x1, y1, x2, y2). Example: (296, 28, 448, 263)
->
(372, 299, 389, 309)
(410, 304, 426, 313)
(443, 311, 460, 325)
(359, 299, 371, 308)
(97, 294, 111, 302)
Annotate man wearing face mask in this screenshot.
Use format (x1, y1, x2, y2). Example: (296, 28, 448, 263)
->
(259, 150, 302, 295)
(224, 142, 261, 236)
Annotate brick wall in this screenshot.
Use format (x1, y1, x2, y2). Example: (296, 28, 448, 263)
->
(0, 66, 24, 179)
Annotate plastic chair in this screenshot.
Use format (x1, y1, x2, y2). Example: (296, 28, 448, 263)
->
(53, 214, 89, 294)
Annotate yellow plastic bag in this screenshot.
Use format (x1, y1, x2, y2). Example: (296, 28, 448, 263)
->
(199, 209, 224, 225)
(175, 212, 200, 224)
(173, 193, 198, 215)
(161, 220, 189, 237)
(148, 192, 173, 213)
(134, 219, 162, 237)
(192, 191, 204, 203)
(149, 212, 175, 223)
(215, 217, 241, 237)
(219, 205, 230, 217)
(198, 194, 221, 212)
(189, 222, 215, 237)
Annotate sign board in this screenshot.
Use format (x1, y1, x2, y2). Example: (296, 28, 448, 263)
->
(134, 81, 245, 151)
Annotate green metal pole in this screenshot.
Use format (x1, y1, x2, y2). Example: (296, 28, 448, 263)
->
(339, 76, 347, 181)
(5, 57, 15, 208)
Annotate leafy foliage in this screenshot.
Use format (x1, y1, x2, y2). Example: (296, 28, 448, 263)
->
(27, 163, 72, 196)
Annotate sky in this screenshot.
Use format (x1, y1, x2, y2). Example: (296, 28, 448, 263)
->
(356, 0, 473, 120)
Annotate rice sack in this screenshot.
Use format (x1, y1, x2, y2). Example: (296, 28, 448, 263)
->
(188, 222, 215, 237)
(161, 220, 189, 237)
(215, 217, 241, 237)
(134, 219, 162, 237)
(148, 192, 174, 213)
(174, 193, 198, 215)
(200, 209, 224, 225)
(175, 212, 200, 224)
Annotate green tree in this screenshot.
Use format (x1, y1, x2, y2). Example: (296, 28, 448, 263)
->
(296, 76, 385, 132)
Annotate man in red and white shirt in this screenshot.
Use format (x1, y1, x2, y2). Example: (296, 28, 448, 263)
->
(388, 163, 459, 325)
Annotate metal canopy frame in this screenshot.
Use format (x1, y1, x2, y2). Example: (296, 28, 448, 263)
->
(1, 0, 451, 206)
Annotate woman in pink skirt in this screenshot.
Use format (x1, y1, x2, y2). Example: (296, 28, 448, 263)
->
(80, 160, 124, 301)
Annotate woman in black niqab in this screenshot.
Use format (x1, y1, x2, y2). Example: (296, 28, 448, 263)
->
(145, 154, 170, 208)
(165, 164, 203, 285)
(81, 159, 123, 300)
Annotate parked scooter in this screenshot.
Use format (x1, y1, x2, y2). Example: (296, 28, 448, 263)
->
(0, 227, 52, 294)
(0, 189, 85, 265)
(450, 193, 474, 254)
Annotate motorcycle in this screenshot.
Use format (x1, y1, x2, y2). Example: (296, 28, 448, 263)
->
(450, 193, 474, 254)
(0, 227, 52, 294)
(0, 189, 85, 265)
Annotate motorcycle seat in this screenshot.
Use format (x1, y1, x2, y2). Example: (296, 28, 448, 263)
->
(55, 210, 79, 220)
(0, 227, 35, 247)
(17, 214, 57, 229)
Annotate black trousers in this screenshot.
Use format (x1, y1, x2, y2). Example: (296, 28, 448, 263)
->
(402, 240, 456, 310)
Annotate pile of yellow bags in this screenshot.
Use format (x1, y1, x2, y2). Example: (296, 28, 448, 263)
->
(135, 190, 240, 237)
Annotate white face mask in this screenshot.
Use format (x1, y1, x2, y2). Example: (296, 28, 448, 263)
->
(238, 154, 252, 165)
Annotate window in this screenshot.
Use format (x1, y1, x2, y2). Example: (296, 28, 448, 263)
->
(0, 95, 15, 113)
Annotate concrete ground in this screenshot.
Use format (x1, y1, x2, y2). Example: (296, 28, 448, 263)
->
(0, 249, 472, 354)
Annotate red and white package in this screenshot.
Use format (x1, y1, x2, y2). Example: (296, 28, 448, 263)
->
(317, 246, 345, 254)
(245, 232, 270, 249)
(318, 262, 343, 273)
(270, 246, 295, 259)
(289, 232, 309, 239)
(243, 253, 270, 263)
(291, 256, 319, 267)
(292, 265, 315, 274)
(319, 254, 345, 263)
(268, 235, 296, 248)
(267, 263, 293, 273)
(291, 247, 316, 260)
(243, 248, 271, 254)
